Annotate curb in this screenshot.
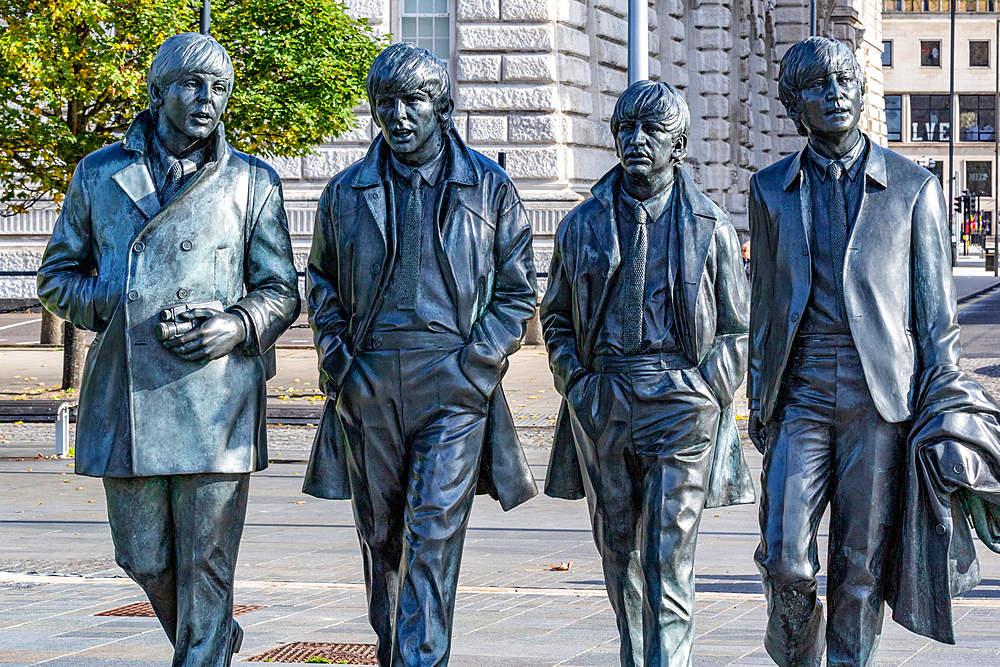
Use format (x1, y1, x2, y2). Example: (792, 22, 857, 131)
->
(957, 280, 1000, 305)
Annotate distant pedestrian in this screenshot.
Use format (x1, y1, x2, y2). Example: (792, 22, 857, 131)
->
(742, 240, 751, 281)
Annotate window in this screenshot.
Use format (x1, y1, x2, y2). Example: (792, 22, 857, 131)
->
(400, 0, 451, 67)
(967, 161, 992, 197)
(921, 40, 942, 67)
(886, 95, 902, 141)
(959, 95, 995, 141)
(970, 41, 990, 67)
(882, 41, 893, 67)
(911, 94, 951, 141)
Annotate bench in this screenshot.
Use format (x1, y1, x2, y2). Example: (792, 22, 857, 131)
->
(0, 400, 323, 458)
(0, 399, 78, 457)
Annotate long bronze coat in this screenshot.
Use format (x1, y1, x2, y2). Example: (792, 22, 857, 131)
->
(541, 166, 754, 507)
(301, 129, 539, 510)
(37, 111, 300, 477)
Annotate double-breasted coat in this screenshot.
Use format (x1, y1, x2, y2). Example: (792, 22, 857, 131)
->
(37, 111, 301, 478)
(541, 165, 755, 507)
(301, 128, 538, 510)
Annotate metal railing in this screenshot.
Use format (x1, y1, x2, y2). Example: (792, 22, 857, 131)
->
(884, 0, 998, 12)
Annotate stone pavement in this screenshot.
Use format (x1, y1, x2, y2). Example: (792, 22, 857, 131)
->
(3, 292, 1000, 664)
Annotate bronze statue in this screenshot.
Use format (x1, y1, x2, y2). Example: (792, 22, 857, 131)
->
(301, 42, 538, 667)
(541, 80, 753, 667)
(748, 37, 1000, 666)
(36, 32, 300, 667)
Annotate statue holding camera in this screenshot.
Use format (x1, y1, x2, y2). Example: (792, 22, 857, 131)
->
(37, 32, 300, 667)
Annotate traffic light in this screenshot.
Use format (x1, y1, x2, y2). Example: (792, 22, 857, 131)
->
(955, 196, 964, 214)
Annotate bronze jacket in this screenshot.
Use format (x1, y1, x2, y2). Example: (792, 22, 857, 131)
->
(748, 137, 961, 424)
(541, 166, 754, 507)
(37, 111, 301, 477)
(301, 129, 539, 511)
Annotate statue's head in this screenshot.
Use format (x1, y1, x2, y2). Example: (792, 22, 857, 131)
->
(611, 81, 689, 191)
(366, 42, 454, 166)
(778, 37, 866, 138)
(147, 32, 234, 144)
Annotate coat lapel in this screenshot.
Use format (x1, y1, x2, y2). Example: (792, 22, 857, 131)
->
(111, 162, 160, 221)
(846, 138, 888, 251)
(352, 135, 390, 245)
(676, 169, 717, 360)
(579, 168, 623, 360)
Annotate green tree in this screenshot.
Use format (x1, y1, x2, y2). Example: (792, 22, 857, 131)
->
(0, 0, 385, 214)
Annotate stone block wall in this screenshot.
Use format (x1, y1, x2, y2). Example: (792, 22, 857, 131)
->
(0, 0, 888, 286)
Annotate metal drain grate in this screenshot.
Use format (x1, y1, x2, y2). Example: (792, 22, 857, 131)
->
(95, 603, 264, 617)
(246, 642, 378, 664)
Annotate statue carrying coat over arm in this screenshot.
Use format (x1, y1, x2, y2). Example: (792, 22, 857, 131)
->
(36, 33, 300, 667)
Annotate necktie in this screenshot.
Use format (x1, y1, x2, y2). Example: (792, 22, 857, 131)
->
(828, 161, 848, 321)
(160, 160, 184, 205)
(623, 203, 648, 355)
(397, 170, 423, 310)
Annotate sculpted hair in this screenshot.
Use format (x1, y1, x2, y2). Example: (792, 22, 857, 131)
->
(366, 42, 452, 130)
(778, 37, 866, 137)
(147, 32, 234, 117)
(611, 81, 690, 145)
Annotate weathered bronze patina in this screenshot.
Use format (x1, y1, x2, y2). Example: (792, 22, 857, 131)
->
(541, 80, 753, 667)
(36, 32, 300, 667)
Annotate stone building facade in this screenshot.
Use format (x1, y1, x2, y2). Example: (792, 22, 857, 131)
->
(0, 0, 886, 301)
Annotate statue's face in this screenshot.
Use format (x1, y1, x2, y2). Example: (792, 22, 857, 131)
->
(373, 87, 448, 166)
(156, 71, 230, 142)
(614, 114, 684, 183)
(793, 68, 863, 137)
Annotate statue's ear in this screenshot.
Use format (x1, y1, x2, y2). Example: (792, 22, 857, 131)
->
(148, 83, 163, 110)
(672, 133, 688, 163)
(437, 97, 454, 126)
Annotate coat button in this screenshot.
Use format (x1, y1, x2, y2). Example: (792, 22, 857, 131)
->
(954, 463, 965, 475)
(180, 240, 193, 251)
(132, 241, 145, 253)
(127, 290, 139, 301)
(802, 248, 808, 256)
(371, 335, 382, 350)
(936, 523, 947, 535)
(371, 262, 381, 275)
(177, 288, 190, 300)
(790, 313, 799, 322)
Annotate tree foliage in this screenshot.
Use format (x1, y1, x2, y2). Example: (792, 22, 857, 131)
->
(0, 1, 385, 214)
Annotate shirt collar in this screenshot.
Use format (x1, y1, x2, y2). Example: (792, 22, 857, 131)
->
(150, 133, 209, 190)
(389, 144, 447, 187)
(807, 133, 866, 182)
(618, 181, 674, 223)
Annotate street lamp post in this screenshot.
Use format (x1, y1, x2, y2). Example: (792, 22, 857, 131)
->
(627, 0, 648, 85)
(200, 0, 211, 35)
(949, 0, 957, 266)
(995, 18, 998, 275)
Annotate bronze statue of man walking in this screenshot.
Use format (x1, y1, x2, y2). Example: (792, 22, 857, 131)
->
(302, 43, 538, 667)
(542, 80, 753, 667)
(37, 33, 300, 667)
(748, 37, 967, 666)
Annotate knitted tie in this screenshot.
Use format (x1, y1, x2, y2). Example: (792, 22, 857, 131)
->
(397, 170, 423, 310)
(160, 160, 184, 205)
(623, 203, 648, 355)
(828, 161, 848, 321)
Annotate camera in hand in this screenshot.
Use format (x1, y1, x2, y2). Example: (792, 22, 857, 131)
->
(155, 301, 224, 342)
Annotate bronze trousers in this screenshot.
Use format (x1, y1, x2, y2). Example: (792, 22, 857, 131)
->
(337, 347, 489, 667)
(568, 353, 721, 667)
(755, 342, 907, 667)
(104, 472, 249, 667)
